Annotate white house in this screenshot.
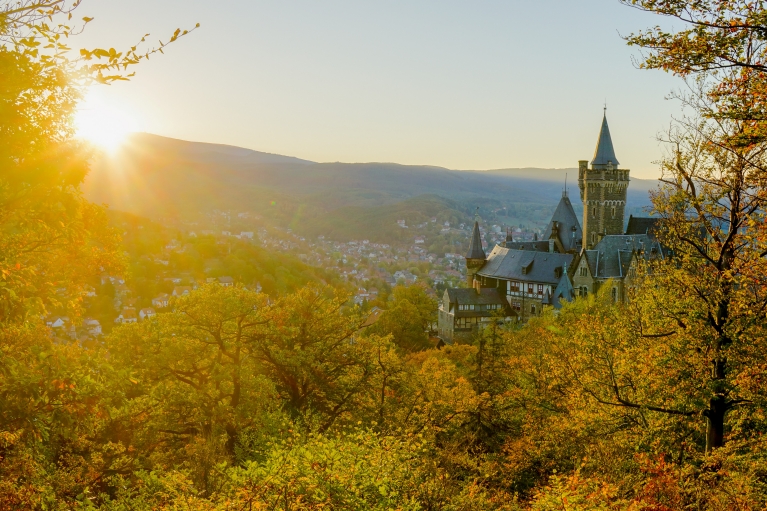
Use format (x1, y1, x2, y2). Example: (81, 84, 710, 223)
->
(83, 317, 102, 335)
(139, 308, 156, 320)
(115, 308, 138, 324)
(46, 316, 67, 328)
(393, 270, 417, 284)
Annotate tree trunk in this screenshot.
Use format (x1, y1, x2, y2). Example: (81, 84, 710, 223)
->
(706, 357, 728, 453)
(225, 423, 237, 457)
(226, 347, 241, 457)
(706, 395, 726, 453)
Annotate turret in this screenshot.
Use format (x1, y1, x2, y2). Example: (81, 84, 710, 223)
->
(465, 220, 486, 287)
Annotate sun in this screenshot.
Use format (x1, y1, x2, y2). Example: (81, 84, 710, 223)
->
(74, 93, 138, 152)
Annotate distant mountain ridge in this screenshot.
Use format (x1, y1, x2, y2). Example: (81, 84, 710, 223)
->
(83, 133, 659, 239)
(124, 132, 316, 166)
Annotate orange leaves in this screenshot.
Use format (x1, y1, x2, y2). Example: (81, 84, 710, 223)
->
(50, 378, 75, 390)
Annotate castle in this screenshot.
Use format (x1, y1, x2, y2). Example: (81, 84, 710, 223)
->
(437, 112, 665, 344)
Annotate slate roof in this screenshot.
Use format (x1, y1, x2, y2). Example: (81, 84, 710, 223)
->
(582, 234, 664, 279)
(466, 221, 486, 260)
(477, 246, 574, 285)
(551, 268, 576, 309)
(504, 241, 551, 252)
(591, 113, 620, 167)
(542, 193, 582, 252)
(445, 287, 507, 306)
(625, 215, 660, 237)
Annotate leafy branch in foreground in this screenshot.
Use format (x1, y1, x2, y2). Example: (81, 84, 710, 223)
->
(1, 0, 199, 84)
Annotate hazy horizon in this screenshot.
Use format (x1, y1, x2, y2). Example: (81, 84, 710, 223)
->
(125, 131, 663, 182)
(76, 1, 682, 178)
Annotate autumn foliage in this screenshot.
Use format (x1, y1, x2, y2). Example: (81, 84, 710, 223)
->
(5, 0, 767, 509)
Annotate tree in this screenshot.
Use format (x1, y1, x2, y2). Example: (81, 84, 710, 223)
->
(623, 0, 767, 144)
(635, 96, 767, 451)
(0, 44, 123, 323)
(250, 285, 376, 431)
(621, 0, 767, 452)
(108, 285, 274, 452)
(370, 283, 436, 352)
(0, 0, 197, 324)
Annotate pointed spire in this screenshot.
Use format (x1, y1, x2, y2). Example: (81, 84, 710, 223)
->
(466, 220, 486, 260)
(552, 263, 575, 310)
(591, 110, 619, 167)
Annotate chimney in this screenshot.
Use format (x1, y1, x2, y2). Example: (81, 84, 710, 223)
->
(549, 239, 555, 253)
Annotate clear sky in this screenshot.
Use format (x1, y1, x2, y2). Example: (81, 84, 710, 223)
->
(75, 0, 683, 178)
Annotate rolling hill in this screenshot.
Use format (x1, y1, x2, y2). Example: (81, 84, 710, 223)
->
(83, 133, 659, 240)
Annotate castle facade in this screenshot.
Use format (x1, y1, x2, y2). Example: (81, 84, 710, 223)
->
(437, 112, 665, 344)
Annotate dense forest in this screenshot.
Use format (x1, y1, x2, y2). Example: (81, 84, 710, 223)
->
(3, 1, 767, 509)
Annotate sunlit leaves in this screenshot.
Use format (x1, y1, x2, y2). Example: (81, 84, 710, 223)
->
(623, 0, 767, 144)
(1, 1, 198, 85)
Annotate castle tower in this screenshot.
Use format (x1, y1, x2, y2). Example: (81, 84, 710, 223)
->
(578, 111, 629, 249)
(465, 220, 486, 287)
